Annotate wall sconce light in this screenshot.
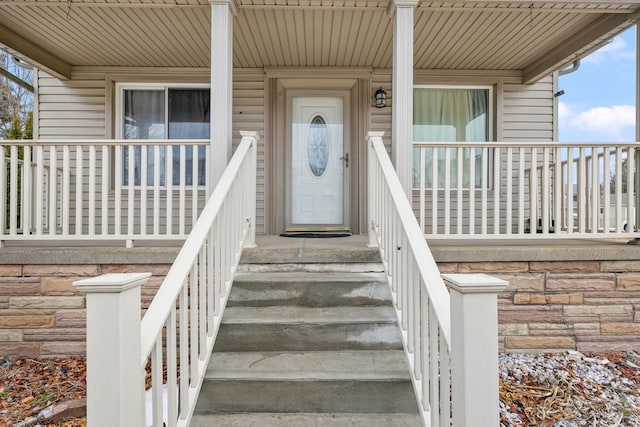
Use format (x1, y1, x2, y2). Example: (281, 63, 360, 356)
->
(375, 87, 387, 108)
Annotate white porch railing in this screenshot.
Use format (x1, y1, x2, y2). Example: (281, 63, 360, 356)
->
(0, 139, 210, 246)
(368, 132, 506, 426)
(74, 131, 258, 427)
(414, 142, 640, 239)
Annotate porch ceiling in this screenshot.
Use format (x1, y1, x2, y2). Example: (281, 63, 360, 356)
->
(0, 0, 638, 82)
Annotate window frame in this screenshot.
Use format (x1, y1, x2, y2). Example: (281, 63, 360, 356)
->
(412, 84, 494, 190)
(115, 82, 211, 189)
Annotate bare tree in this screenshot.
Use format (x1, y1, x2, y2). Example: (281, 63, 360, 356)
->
(0, 50, 34, 140)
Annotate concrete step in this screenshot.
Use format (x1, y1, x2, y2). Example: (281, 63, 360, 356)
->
(228, 272, 391, 307)
(206, 350, 410, 380)
(191, 413, 422, 426)
(214, 306, 402, 352)
(240, 244, 380, 264)
(195, 351, 417, 414)
(237, 262, 384, 273)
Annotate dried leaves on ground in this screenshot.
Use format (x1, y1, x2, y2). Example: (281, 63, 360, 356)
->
(500, 351, 640, 426)
(0, 351, 638, 426)
(0, 357, 86, 427)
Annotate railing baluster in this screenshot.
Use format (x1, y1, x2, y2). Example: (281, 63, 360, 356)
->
(444, 148, 451, 234)
(192, 145, 199, 227)
(567, 147, 574, 234)
(87, 145, 95, 236)
(506, 147, 513, 235)
(432, 148, 438, 235)
(100, 145, 111, 236)
(591, 147, 600, 233)
(128, 144, 135, 237)
(61, 146, 70, 236)
(578, 147, 586, 233)
(469, 146, 476, 235)
(456, 147, 463, 234)
(0, 146, 6, 239)
(179, 145, 186, 235)
(603, 148, 611, 233)
(165, 146, 174, 236)
(152, 340, 163, 427)
(154, 145, 161, 236)
(75, 147, 83, 236)
(419, 148, 426, 233)
(141, 146, 148, 235)
(166, 307, 178, 427)
(23, 146, 32, 236)
(553, 147, 562, 235)
(493, 148, 501, 235)
(542, 147, 550, 234)
(48, 146, 57, 235)
(481, 147, 488, 235)
(518, 148, 525, 234)
(114, 146, 122, 236)
(615, 148, 623, 233)
(9, 146, 18, 234)
(627, 146, 635, 232)
(179, 282, 188, 420)
(530, 147, 538, 235)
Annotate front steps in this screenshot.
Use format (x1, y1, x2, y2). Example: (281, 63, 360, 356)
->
(192, 243, 421, 426)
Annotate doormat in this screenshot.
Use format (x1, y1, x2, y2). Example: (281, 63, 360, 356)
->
(280, 231, 352, 238)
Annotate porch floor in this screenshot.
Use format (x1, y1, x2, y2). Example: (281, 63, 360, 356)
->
(1, 235, 639, 265)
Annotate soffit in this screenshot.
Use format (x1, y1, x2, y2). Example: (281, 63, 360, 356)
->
(0, 0, 638, 80)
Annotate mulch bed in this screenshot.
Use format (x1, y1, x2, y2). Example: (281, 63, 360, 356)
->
(0, 351, 638, 426)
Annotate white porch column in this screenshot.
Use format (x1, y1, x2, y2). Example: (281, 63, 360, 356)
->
(210, 0, 237, 191)
(389, 0, 418, 196)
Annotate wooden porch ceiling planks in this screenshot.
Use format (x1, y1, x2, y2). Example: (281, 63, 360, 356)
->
(0, 21, 71, 79)
(0, 0, 638, 79)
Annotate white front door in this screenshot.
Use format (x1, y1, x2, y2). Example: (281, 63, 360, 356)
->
(288, 96, 349, 230)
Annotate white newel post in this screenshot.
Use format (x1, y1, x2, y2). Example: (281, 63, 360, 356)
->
(210, 0, 237, 191)
(443, 273, 507, 427)
(74, 273, 151, 427)
(390, 0, 418, 197)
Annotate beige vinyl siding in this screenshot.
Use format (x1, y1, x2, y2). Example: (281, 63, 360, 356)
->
(502, 76, 554, 141)
(37, 71, 107, 139)
(233, 69, 266, 234)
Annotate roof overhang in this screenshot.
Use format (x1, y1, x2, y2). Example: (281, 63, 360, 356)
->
(0, 0, 638, 83)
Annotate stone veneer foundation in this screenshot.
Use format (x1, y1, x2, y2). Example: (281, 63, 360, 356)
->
(1, 240, 639, 357)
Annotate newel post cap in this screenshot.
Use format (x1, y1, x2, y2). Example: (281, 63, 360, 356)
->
(442, 273, 508, 294)
(73, 273, 151, 293)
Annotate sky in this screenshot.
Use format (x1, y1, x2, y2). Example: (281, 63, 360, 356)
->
(558, 25, 636, 143)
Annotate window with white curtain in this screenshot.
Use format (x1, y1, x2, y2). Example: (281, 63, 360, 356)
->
(119, 85, 210, 187)
(413, 86, 491, 188)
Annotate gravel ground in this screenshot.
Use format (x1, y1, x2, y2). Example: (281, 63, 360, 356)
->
(1, 351, 638, 426)
(500, 351, 640, 426)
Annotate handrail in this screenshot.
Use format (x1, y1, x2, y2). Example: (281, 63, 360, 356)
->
(0, 139, 208, 147)
(368, 132, 452, 425)
(370, 135, 452, 345)
(370, 132, 504, 426)
(140, 131, 258, 426)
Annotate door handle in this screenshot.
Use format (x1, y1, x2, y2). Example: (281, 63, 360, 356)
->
(340, 153, 349, 168)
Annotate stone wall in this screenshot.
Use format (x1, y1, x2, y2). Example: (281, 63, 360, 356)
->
(0, 263, 170, 358)
(436, 259, 640, 353)
(1, 242, 639, 357)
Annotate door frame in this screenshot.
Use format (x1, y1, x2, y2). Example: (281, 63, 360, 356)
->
(265, 71, 371, 235)
(285, 91, 351, 231)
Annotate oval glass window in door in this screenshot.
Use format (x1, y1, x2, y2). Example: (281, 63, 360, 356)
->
(307, 115, 329, 177)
